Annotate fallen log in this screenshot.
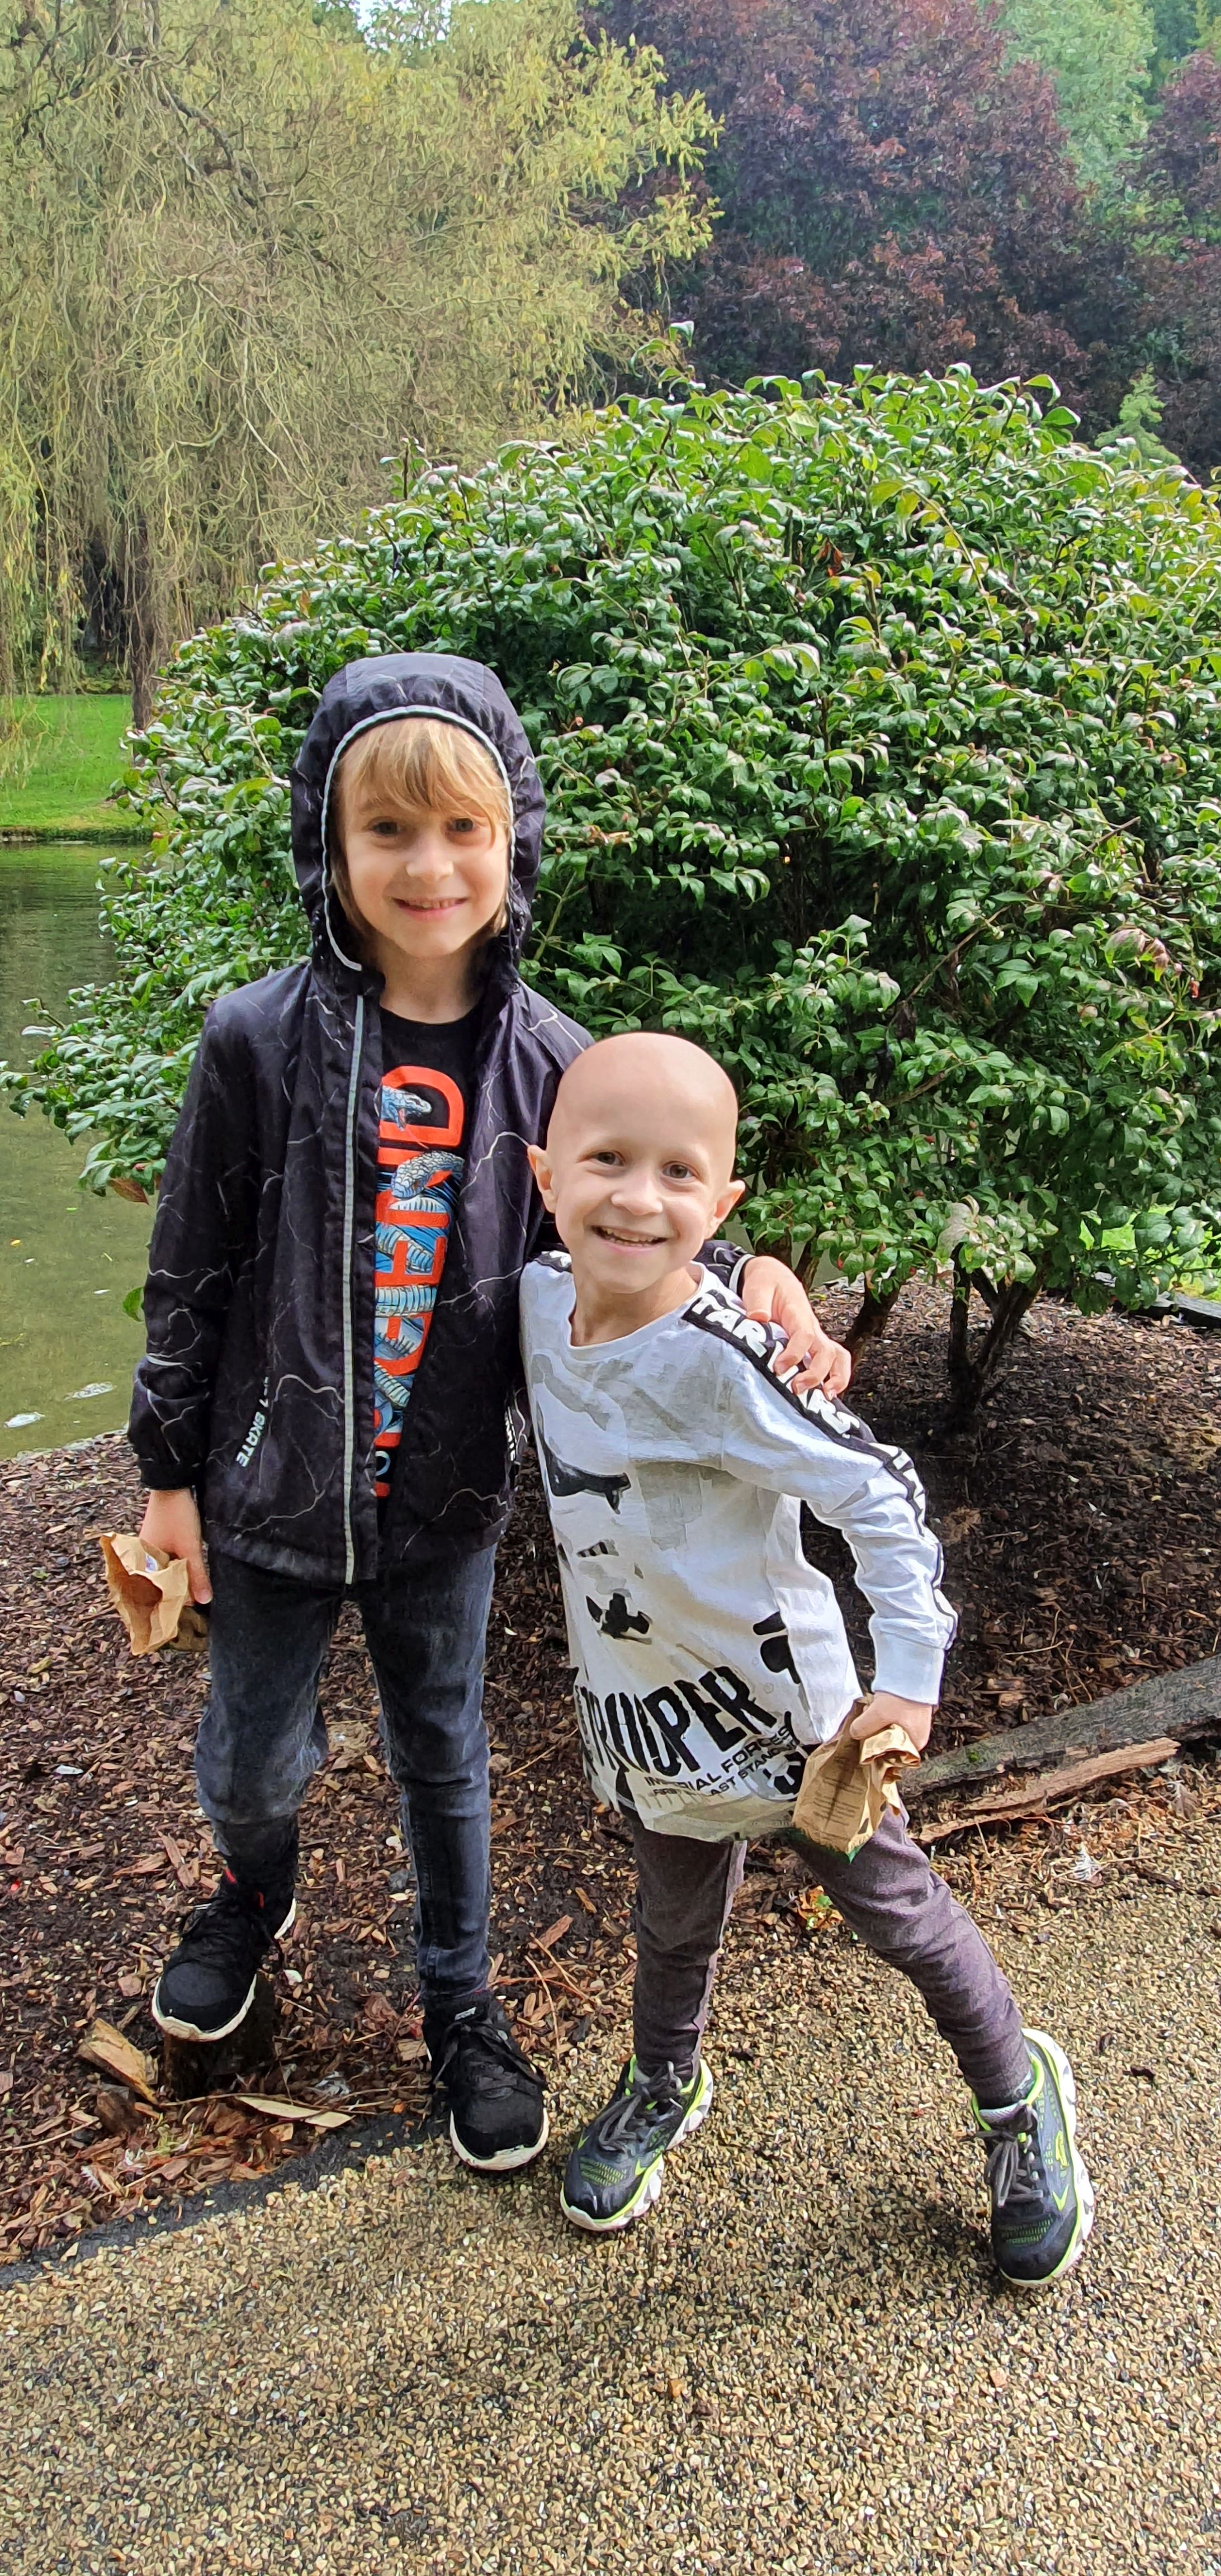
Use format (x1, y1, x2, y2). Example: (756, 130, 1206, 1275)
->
(914, 1736, 1180, 1844)
(1153, 1291, 1221, 1327)
(906, 1653, 1221, 1804)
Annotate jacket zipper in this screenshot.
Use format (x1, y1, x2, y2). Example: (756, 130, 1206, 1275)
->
(340, 991, 365, 1584)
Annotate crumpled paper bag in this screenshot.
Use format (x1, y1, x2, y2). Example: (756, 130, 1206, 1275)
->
(790, 1708, 921, 1859)
(98, 1533, 209, 1657)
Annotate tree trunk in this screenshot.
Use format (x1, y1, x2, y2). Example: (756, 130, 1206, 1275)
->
(846, 1280, 900, 1355)
(945, 1259, 1042, 1425)
(947, 1263, 972, 1389)
(122, 520, 159, 732)
(972, 1270, 1034, 1338)
(750, 1228, 795, 1275)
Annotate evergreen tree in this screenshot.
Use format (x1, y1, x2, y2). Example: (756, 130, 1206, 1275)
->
(1000, 0, 1154, 187)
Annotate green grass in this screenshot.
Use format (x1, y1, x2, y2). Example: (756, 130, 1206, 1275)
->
(0, 695, 146, 839)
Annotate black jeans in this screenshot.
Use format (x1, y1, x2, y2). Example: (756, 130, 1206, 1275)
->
(194, 1543, 497, 2015)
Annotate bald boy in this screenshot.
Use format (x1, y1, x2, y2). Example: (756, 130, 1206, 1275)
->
(518, 1033, 1092, 2286)
(528, 1031, 744, 1341)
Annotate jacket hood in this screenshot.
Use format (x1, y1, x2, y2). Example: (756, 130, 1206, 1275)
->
(289, 652, 546, 977)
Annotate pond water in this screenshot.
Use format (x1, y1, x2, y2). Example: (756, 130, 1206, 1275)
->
(1, 843, 153, 1460)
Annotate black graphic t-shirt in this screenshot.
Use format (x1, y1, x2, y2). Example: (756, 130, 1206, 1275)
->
(373, 1005, 478, 1500)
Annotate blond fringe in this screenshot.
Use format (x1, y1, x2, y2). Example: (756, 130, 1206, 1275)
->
(330, 714, 512, 950)
(336, 716, 511, 842)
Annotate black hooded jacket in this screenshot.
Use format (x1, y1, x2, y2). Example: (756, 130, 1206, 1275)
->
(128, 654, 590, 1584)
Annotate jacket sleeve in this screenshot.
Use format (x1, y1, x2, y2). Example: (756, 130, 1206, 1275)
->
(717, 1342, 957, 1706)
(697, 1238, 747, 1291)
(128, 1004, 261, 1491)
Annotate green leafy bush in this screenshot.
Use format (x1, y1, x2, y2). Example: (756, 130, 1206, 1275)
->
(7, 372, 1220, 1408)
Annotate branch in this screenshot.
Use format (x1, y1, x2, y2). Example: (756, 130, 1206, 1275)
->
(155, 77, 268, 211)
(884, 914, 1001, 1021)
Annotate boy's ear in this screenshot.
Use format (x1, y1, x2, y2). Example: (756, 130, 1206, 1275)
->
(526, 1142, 556, 1208)
(711, 1177, 746, 1230)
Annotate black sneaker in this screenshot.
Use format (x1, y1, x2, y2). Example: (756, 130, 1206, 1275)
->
(152, 1854, 297, 2042)
(560, 2056, 713, 2234)
(424, 1996, 548, 2173)
(974, 2029, 1095, 2289)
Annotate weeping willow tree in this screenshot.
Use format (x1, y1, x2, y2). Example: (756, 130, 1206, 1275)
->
(0, 0, 713, 721)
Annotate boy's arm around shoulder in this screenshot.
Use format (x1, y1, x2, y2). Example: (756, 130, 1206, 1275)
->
(129, 998, 262, 1494)
(695, 1244, 852, 1396)
(700, 1308, 956, 1710)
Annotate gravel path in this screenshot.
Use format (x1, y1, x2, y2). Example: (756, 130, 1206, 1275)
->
(3, 1823, 1220, 2576)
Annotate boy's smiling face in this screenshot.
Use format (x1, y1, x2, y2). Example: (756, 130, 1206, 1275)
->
(528, 1034, 745, 1338)
(341, 797, 509, 986)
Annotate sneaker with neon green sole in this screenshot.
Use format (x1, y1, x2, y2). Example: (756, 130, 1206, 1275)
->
(560, 2057, 713, 2234)
(974, 2029, 1095, 2289)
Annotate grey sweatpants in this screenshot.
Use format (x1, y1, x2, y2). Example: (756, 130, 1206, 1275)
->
(628, 1807, 1031, 2106)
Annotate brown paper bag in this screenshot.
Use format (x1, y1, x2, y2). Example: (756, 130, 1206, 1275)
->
(791, 1708, 921, 1859)
(98, 1533, 209, 1657)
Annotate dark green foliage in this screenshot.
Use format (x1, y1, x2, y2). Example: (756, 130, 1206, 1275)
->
(8, 375, 1219, 1371)
(1148, 0, 1211, 77)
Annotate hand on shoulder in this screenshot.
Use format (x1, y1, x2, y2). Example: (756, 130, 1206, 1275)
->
(737, 1255, 853, 1397)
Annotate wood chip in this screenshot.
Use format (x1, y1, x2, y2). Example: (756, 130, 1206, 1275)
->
(233, 2094, 351, 2130)
(534, 1912, 573, 1950)
(159, 1832, 195, 1888)
(94, 2086, 147, 2140)
(77, 2019, 159, 2103)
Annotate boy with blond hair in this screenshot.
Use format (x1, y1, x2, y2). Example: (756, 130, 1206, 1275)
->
(523, 1033, 1094, 2284)
(131, 654, 849, 2171)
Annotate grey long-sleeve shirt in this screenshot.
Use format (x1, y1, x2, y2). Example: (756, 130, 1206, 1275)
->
(520, 1257, 957, 1841)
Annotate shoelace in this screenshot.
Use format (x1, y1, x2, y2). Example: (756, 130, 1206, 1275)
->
(591, 2067, 684, 2156)
(173, 1884, 271, 1967)
(431, 2010, 538, 2101)
(983, 2109, 1046, 2210)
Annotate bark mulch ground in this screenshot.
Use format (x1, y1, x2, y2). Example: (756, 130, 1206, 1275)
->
(1, 1282, 1218, 2267)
